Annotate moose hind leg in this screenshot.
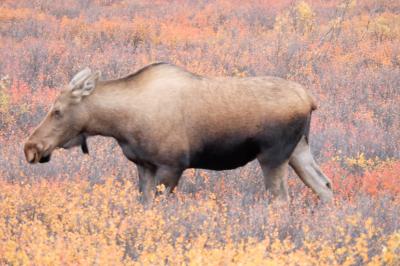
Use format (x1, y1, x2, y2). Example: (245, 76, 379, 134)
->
(289, 136, 333, 202)
(258, 159, 289, 201)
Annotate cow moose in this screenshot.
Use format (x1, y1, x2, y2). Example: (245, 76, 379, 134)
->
(24, 63, 333, 203)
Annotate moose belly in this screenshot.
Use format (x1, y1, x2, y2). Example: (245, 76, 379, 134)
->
(189, 138, 260, 170)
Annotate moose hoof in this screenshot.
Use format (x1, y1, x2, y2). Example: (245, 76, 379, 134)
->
(319, 189, 334, 203)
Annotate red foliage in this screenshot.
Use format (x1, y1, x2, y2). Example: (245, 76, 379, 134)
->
(0, 0, 398, 204)
(362, 161, 400, 197)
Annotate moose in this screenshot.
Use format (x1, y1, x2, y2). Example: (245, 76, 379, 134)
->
(24, 63, 333, 203)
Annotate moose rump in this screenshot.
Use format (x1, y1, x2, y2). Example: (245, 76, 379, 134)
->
(180, 76, 312, 171)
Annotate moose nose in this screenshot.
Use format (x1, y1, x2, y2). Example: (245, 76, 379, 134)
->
(24, 142, 44, 164)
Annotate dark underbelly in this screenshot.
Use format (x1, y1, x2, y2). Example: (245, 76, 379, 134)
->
(188, 138, 260, 170)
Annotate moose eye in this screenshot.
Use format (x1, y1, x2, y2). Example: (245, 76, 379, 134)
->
(53, 109, 62, 118)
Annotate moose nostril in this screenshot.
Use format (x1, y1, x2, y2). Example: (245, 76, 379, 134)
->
(28, 154, 36, 163)
(326, 182, 332, 190)
(24, 142, 39, 163)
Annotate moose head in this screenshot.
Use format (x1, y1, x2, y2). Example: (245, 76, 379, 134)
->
(24, 68, 99, 163)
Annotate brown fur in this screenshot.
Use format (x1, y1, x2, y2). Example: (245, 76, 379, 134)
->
(24, 63, 332, 203)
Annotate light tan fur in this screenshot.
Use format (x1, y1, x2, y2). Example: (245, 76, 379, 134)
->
(24, 63, 332, 203)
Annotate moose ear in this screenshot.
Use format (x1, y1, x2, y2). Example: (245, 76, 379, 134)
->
(71, 70, 101, 100)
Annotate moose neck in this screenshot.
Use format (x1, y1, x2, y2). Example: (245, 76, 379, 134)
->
(83, 82, 138, 141)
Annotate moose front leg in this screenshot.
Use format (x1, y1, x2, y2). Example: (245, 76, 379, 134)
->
(137, 165, 156, 204)
(137, 165, 183, 204)
(154, 166, 183, 194)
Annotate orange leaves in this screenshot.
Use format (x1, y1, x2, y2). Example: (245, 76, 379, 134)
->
(320, 158, 400, 200)
(0, 7, 31, 22)
(362, 160, 400, 197)
(0, 0, 399, 263)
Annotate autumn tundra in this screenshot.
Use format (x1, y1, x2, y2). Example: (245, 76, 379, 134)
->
(24, 63, 333, 203)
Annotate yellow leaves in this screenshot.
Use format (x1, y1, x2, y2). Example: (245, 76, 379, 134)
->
(3, 241, 30, 265)
(2, 240, 18, 263)
(345, 152, 379, 170)
(273, 5, 315, 36)
(295, 1, 315, 34)
(0, 76, 11, 124)
(0, 175, 400, 264)
(377, 232, 400, 266)
(156, 183, 166, 193)
(369, 13, 400, 41)
(346, 214, 361, 227)
(373, 16, 391, 38)
(232, 66, 248, 78)
(296, 1, 314, 23)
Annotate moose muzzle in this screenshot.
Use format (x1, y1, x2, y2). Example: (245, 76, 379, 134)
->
(24, 142, 52, 164)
